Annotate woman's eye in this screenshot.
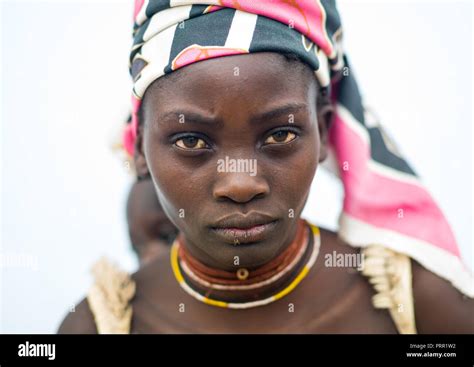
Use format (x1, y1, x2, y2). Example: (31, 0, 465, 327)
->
(175, 136, 208, 150)
(264, 130, 297, 145)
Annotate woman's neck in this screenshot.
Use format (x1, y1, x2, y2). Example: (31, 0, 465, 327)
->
(174, 219, 313, 304)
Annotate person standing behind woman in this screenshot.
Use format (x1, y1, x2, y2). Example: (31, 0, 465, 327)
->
(127, 178, 178, 266)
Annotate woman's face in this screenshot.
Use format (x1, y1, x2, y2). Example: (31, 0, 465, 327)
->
(137, 52, 329, 271)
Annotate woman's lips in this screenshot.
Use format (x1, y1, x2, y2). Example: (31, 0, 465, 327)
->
(210, 220, 278, 244)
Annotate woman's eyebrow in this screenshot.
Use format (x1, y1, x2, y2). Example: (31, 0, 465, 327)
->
(158, 110, 223, 127)
(157, 102, 308, 126)
(251, 102, 309, 123)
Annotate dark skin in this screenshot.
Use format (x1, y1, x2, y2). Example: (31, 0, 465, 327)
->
(59, 53, 473, 333)
(127, 179, 178, 266)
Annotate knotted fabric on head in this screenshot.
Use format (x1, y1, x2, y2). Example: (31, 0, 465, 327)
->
(123, 0, 473, 296)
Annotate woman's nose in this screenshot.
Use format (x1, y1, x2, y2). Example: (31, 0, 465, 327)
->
(213, 165, 270, 204)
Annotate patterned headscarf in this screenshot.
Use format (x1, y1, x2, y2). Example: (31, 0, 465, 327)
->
(123, 0, 472, 296)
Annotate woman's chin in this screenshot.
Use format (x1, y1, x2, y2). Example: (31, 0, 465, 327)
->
(202, 237, 288, 271)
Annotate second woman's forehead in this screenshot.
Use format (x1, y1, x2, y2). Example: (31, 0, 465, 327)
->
(143, 52, 317, 123)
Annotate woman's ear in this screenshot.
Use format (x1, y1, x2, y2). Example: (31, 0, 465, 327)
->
(134, 124, 150, 180)
(317, 102, 333, 163)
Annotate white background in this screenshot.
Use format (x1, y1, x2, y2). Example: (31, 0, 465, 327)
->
(1, 0, 472, 333)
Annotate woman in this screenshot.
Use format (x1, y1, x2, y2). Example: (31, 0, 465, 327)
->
(58, 0, 473, 333)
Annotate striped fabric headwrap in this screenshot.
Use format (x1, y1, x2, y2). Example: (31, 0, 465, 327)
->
(123, 0, 473, 296)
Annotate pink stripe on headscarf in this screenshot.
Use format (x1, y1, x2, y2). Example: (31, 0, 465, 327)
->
(123, 94, 141, 156)
(219, 0, 335, 57)
(330, 111, 460, 257)
(172, 45, 248, 71)
(133, 0, 145, 21)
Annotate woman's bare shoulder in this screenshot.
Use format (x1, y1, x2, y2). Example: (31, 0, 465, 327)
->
(130, 249, 177, 309)
(57, 298, 97, 334)
(411, 259, 474, 333)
